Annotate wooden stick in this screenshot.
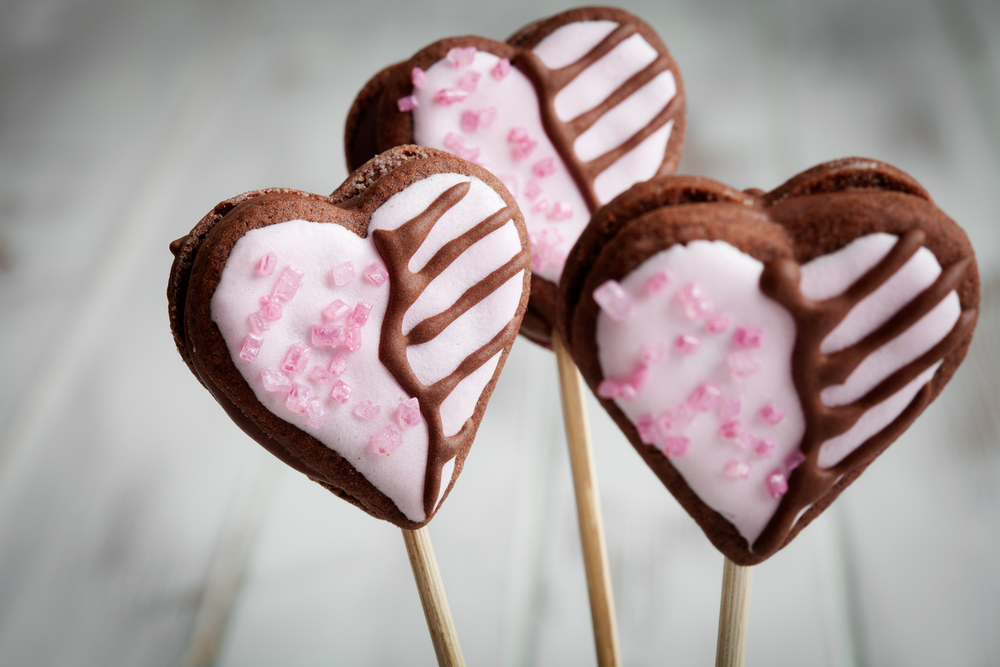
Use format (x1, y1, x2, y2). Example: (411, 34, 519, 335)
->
(402, 527, 466, 667)
(715, 558, 754, 667)
(552, 331, 623, 667)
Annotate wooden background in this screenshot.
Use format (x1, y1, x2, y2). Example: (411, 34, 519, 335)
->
(0, 0, 998, 664)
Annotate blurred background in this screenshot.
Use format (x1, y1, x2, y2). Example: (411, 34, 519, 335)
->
(0, 0, 998, 665)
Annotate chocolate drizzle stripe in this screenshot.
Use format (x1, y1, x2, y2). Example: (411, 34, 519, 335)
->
(429, 320, 519, 401)
(546, 24, 639, 91)
(407, 254, 529, 345)
(583, 93, 678, 178)
(838, 229, 925, 306)
(419, 206, 515, 283)
(566, 57, 670, 135)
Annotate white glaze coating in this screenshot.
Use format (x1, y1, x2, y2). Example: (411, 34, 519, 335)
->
(532, 20, 618, 70)
(592, 120, 673, 205)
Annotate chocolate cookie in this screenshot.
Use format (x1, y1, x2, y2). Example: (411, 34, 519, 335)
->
(558, 158, 979, 564)
(168, 146, 531, 528)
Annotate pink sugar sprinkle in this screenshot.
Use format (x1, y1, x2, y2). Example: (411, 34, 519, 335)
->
(240, 334, 263, 362)
(396, 95, 418, 112)
(630, 364, 650, 393)
(734, 327, 763, 349)
(445, 132, 465, 151)
(396, 397, 422, 429)
(593, 279, 633, 321)
(688, 383, 722, 412)
(492, 57, 511, 79)
(447, 46, 476, 68)
(513, 139, 537, 160)
(261, 369, 292, 393)
(259, 295, 283, 321)
(259, 252, 277, 276)
(524, 179, 542, 200)
(311, 324, 344, 348)
(411, 67, 426, 89)
(719, 419, 745, 440)
(354, 399, 381, 420)
(330, 379, 351, 404)
(372, 424, 404, 455)
(727, 351, 760, 380)
(760, 403, 784, 425)
(349, 302, 373, 327)
(435, 88, 469, 105)
(785, 450, 805, 471)
(656, 404, 695, 436)
(707, 315, 730, 333)
(344, 325, 362, 352)
(286, 384, 310, 415)
(306, 399, 326, 428)
(674, 334, 701, 354)
(508, 127, 528, 142)
(528, 228, 566, 273)
(640, 341, 669, 364)
(532, 199, 550, 213)
(645, 270, 671, 296)
(754, 438, 775, 459)
(328, 352, 348, 377)
(365, 261, 388, 286)
(461, 109, 480, 132)
(662, 436, 691, 458)
(677, 283, 712, 321)
(323, 299, 352, 322)
(533, 157, 557, 177)
(597, 378, 636, 401)
(272, 266, 304, 301)
(725, 459, 751, 479)
(767, 471, 789, 499)
(282, 342, 310, 374)
(248, 311, 270, 334)
(549, 201, 573, 220)
(478, 106, 497, 126)
(458, 70, 480, 91)
(331, 261, 355, 287)
(718, 397, 742, 421)
(636, 414, 658, 445)
(308, 365, 335, 384)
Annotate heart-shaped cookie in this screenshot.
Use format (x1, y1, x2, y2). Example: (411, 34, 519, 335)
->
(345, 7, 685, 346)
(558, 158, 979, 564)
(168, 146, 531, 528)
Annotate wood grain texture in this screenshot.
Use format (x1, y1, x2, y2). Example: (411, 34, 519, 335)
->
(715, 560, 753, 667)
(403, 527, 466, 667)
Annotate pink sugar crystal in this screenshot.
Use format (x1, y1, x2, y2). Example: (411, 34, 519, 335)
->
(636, 415, 658, 445)
(282, 342, 310, 374)
(331, 261, 355, 287)
(640, 341, 669, 364)
(492, 57, 511, 79)
(724, 459, 751, 480)
(645, 270, 671, 296)
(365, 261, 388, 286)
(785, 450, 805, 471)
(656, 403, 695, 436)
(397, 95, 418, 112)
(508, 127, 528, 142)
(349, 302, 373, 327)
(529, 228, 566, 273)
(240, 334, 263, 362)
(458, 70, 480, 91)
(532, 199, 550, 213)
(513, 139, 537, 160)
(328, 352, 348, 377)
(311, 324, 344, 348)
(524, 179, 542, 199)
(719, 419, 745, 440)
(371, 424, 404, 455)
(261, 369, 291, 393)
(306, 399, 326, 428)
(411, 67, 426, 89)
(259, 295, 283, 321)
(478, 106, 497, 126)
(272, 266, 304, 301)
(286, 384, 310, 415)
(248, 311, 270, 334)
(330, 379, 351, 404)
(259, 252, 277, 276)
(435, 88, 469, 105)
(344, 325, 362, 352)
(727, 352, 760, 380)
(767, 471, 789, 499)
(549, 201, 573, 220)
(308, 365, 335, 384)
(323, 299, 352, 322)
(533, 157, 557, 177)
(707, 315, 730, 333)
(447, 46, 476, 68)
(593, 280, 632, 321)
(688, 383, 722, 412)
(718, 397, 742, 421)
(760, 403, 784, 425)
(461, 109, 480, 132)
(354, 399, 381, 420)
(630, 364, 650, 393)
(396, 397, 422, 429)
(754, 438, 775, 459)
(734, 327, 763, 349)
(597, 378, 636, 401)
(445, 132, 465, 151)
(674, 334, 701, 354)
(662, 436, 691, 458)
(677, 283, 712, 321)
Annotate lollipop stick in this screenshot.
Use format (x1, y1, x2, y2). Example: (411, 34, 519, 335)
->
(402, 527, 466, 667)
(715, 558, 753, 667)
(552, 331, 623, 667)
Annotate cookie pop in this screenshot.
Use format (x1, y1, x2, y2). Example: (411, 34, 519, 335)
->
(167, 146, 531, 666)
